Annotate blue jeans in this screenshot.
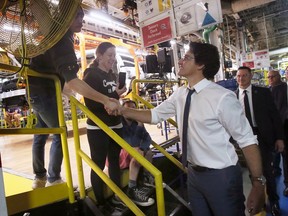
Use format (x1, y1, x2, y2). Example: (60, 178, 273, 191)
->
(29, 83, 63, 183)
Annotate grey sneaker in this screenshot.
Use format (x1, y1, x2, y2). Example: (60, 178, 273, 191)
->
(127, 187, 155, 207)
(45, 179, 64, 187)
(32, 176, 47, 189)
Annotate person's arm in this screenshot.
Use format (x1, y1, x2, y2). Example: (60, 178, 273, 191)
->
(120, 106, 152, 124)
(66, 77, 119, 111)
(242, 144, 265, 215)
(242, 144, 263, 179)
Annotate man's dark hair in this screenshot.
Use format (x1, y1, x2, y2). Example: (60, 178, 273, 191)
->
(189, 42, 220, 79)
(238, 66, 251, 73)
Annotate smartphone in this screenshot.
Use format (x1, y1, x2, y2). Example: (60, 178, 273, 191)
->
(118, 72, 126, 89)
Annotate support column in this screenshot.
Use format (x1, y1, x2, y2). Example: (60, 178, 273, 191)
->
(0, 153, 8, 216)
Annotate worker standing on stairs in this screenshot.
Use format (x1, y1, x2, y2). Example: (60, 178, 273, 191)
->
(28, 6, 119, 189)
(83, 41, 126, 214)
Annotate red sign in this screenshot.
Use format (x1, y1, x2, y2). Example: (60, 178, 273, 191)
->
(242, 61, 255, 69)
(141, 16, 172, 47)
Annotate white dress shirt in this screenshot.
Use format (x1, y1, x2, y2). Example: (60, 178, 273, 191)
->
(238, 85, 257, 127)
(151, 78, 257, 169)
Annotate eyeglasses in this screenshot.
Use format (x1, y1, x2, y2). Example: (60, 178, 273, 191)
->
(267, 75, 277, 79)
(180, 55, 195, 61)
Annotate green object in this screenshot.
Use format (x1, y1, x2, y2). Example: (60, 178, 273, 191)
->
(203, 25, 217, 43)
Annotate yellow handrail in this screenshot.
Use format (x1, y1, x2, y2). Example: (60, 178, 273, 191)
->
(70, 97, 162, 216)
(0, 63, 75, 204)
(69, 79, 187, 215)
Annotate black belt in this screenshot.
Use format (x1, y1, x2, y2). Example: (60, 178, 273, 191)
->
(189, 164, 215, 172)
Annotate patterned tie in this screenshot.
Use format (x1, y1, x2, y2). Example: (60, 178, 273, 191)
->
(244, 90, 253, 127)
(182, 89, 195, 167)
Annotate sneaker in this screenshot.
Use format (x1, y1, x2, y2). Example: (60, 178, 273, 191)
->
(45, 179, 64, 187)
(127, 187, 155, 207)
(143, 172, 155, 186)
(104, 202, 124, 216)
(110, 206, 123, 216)
(32, 176, 47, 189)
(111, 194, 126, 207)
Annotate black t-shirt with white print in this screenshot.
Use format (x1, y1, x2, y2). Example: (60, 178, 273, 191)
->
(83, 67, 121, 127)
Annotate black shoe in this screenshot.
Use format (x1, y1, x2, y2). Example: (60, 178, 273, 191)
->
(111, 195, 126, 207)
(103, 201, 124, 216)
(271, 203, 281, 216)
(284, 186, 288, 197)
(127, 186, 155, 207)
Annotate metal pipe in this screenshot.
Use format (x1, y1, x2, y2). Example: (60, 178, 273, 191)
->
(263, 12, 269, 50)
(203, 25, 217, 44)
(0, 153, 8, 216)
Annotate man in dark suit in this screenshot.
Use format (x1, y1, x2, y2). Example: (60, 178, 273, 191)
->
(268, 69, 288, 196)
(236, 66, 285, 216)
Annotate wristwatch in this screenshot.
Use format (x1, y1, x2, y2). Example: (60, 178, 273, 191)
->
(251, 175, 266, 186)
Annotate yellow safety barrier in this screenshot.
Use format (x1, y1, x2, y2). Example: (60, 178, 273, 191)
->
(70, 97, 165, 216)
(68, 79, 189, 215)
(0, 63, 75, 206)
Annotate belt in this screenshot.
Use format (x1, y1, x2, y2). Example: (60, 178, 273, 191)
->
(189, 164, 215, 172)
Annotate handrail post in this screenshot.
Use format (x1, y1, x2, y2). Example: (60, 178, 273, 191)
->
(0, 153, 8, 216)
(27, 69, 75, 203)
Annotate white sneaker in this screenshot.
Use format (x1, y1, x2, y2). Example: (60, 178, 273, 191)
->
(32, 176, 47, 189)
(45, 179, 64, 187)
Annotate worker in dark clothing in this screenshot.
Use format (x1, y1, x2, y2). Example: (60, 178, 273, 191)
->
(28, 6, 119, 189)
(268, 69, 288, 197)
(236, 66, 284, 216)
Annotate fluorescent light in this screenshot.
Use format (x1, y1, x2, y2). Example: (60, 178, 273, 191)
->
(269, 47, 288, 55)
(170, 40, 176, 45)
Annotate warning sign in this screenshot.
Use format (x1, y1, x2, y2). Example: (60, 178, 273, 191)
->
(241, 50, 270, 69)
(174, 0, 222, 36)
(138, 0, 172, 22)
(139, 11, 176, 47)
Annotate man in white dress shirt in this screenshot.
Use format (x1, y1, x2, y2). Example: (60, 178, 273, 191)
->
(107, 42, 265, 216)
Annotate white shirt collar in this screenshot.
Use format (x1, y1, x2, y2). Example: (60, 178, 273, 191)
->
(188, 78, 211, 94)
(239, 84, 252, 94)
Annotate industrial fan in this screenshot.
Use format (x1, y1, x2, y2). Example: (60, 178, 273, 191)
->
(0, 0, 81, 58)
(0, 0, 82, 128)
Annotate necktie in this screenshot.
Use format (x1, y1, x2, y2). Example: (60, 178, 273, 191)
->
(243, 90, 253, 127)
(182, 89, 195, 167)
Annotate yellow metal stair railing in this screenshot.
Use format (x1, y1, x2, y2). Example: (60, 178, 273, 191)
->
(69, 79, 189, 216)
(70, 96, 164, 216)
(0, 63, 76, 212)
(129, 79, 186, 172)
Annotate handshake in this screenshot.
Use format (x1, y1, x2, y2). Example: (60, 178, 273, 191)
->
(104, 98, 124, 116)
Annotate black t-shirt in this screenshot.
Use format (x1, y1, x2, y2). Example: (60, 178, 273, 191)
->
(83, 67, 121, 127)
(29, 30, 79, 89)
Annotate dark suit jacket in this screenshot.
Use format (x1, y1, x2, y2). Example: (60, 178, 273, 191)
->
(270, 82, 288, 123)
(236, 85, 284, 149)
